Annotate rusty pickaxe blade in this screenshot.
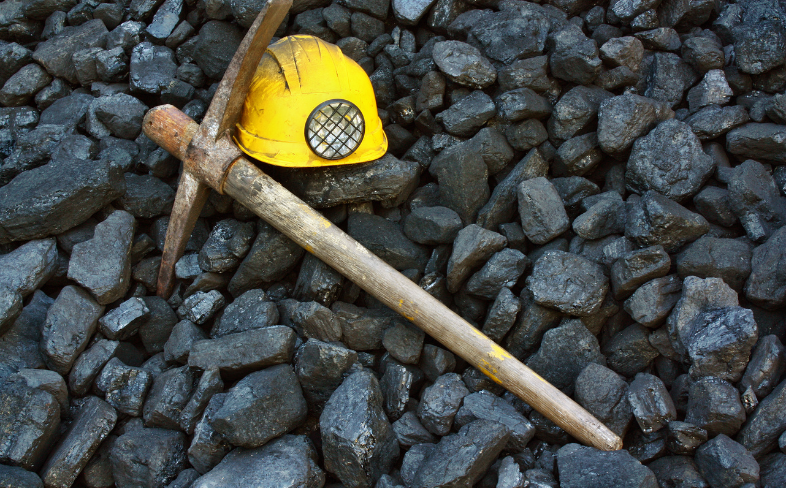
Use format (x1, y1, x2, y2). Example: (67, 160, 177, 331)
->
(157, 0, 291, 298)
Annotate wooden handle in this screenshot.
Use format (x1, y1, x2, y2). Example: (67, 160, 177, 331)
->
(144, 104, 623, 452)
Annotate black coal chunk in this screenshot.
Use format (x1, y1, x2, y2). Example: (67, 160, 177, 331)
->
(628, 372, 677, 433)
(320, 369, 400, 487)
(190, 435, 324, 488)
(189, 326, 296, 375)
(110, 427, 188, 488)
(212, 364, 307, 448)
(0, 157, 124, 245)
(348, 212, 428, 271)
(527, 316, 606, 394)
(625, 191, 709, 252)
(95, 358, 153, 417)
(454, 391, 535, 451)
(695, 434, 760, 487)
(526, 251, 608, 316)
(575, 363, 632, 437)
(143, 366, 197, 430)
(0, 380, 60, 470)
(295, 339, 357, 413)
(685, 376, 746, 437)
(229, 222, 304, 297)
(40, 396, 116, 488)
(737, 378, 786, 458)
(556, 443, 658, 488)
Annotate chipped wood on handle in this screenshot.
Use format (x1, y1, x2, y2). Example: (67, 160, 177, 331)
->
(143, 104, 623, 452)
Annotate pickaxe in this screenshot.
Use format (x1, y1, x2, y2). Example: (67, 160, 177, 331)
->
(143, 0, 622, 451)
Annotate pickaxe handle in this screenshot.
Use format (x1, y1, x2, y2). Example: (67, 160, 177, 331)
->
(144, 104, 623, 452)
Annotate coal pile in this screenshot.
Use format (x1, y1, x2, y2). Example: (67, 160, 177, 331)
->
(2, 0, 786, 486)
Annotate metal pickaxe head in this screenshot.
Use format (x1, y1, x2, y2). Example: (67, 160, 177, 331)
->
(156, 0, 292, 298)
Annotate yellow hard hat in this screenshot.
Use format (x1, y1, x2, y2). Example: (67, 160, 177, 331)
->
(235, 35, 388, 167)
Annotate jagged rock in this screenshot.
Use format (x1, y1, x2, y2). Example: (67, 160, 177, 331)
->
(0, 381, 60, 470)
(625, 191, 710, 252)
(432, 40, 496, 89)
(111, 427, 187, 488)
(575, 363, 632, 437)
(321, 370, 399, 487)
(557, 444, 658, 488)
(526, 251, 608, 316)
(695, 434, 760, 487)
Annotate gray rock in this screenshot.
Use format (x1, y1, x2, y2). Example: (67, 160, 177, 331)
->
(693, 186, 737, 227)
(418, 344, 456, 383)
(321, 369, 399, 488)
(190, 435, 324, 488)
(733, 21, 786, 75)
(547, 86, 613, 145)
(0, 381, 59, 470)
(40, 396, 116, 488)
(0, 238, 58, 298)
(747, 226, 786, 309)
(597, 94, 673, 156)
(0, 157, 124, 245)
(189, 326, 296, 375)
(143, 366, 196, 430)
(573, 198, 626, 240)
(446, 224, 506, 293)
(600, 36, 644, 71)
(188, 394, 232, 474)
(667, 276, 739, 360)
(411, 420, 511, 488)
(129, 42, 177, 94)
(392, 0, 434, 24)
(505, 119, 548, 151)
(739, 335, 786, 400)
(685, 376, 746, 437)
(118, 174, 175, 219)
(403, 206, 462, 245)
(198, 219, 254, 273)
(192, 21, 243, 79)
(213, 365, 306, 448)
(96, 47, 129, 83)
(686, 70, 733, 113)
(0, 63, 52, 107)
(647, 456, 708, 488)
(625, 191, 710, 253)
(380, 358, 422, 421)
(212, 290, 278, 338)
(496, 87, 551, 122)
(738, 377, 786, 457)
(481, 287, 521, 342)
(99, 297, 149, 341)
(696, 434, 760, 487)
(278, 153, 420, 209)
(466, 9, 549, 64)
(0, 291, 51, 379)
(0, 43, 32, 87)
(0, 465, 43, 488)
(68, 211, 135, 305)
(466, 248, 528, 300)
(177, 290, 225, 325)
(383, 321, 424, 365)
(295, 339, 357, 412)
(476, 148, 548, 231)
(41, 285, 103, 375)
(32, 19, 108, 84)
(436, 90, 496, 137)
(146, 0, 182, 41)
(417, 372, 469, 435)
(681, 35, 724, 73)
(610, 245, 670, 299)
(1, 124, 70, 184)
(676, 236, 753, 290)
(526, 251, 608, 316)
(432, 40, 496, 89)
(526, 318, 605, 394)
(69, 339, 120, 397)
(643, 52, 698, 107)
(727, 123, 786, 164)
(179, 367, 222, 435)
(95, 358, 153, 416)
(729, 160, 786, 242)
(623, 275, 682, 328)
(684, 307, 758, 382)
(685, 104, 750, 140)
(392, 411, 436, 447)
(90, 94, 148, 139)
(229, 222, 304, 297)
(111, 427, 187, 488)
(348, 212, 428, 271)
(557, 443, 658, 488)
(517, 177, 569, 245)
(603, 324, 660, 377)
(575, 363, 632, 437)
(497, 55, 551, 92)
(139, 296, 178, 355)
(628, 372, 677, 433)
(549, 23, 602, 84)
(626, 119, 714, 202)
(454, 391, 535, 451)
(8, 369, 67, 414)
